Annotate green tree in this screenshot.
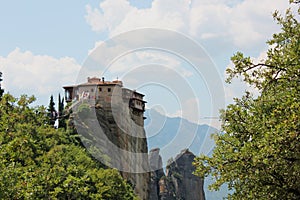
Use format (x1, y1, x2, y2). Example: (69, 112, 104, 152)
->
(0, 72, 4, 99)
(58, 93, 66, 129)
(47, 95, 57, 126)
(0, 93, 137, 199)
(194, 2, 300, 199)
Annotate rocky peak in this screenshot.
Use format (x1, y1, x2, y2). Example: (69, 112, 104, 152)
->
(149, 148, 205, 200)
(149, 148, 165, 200)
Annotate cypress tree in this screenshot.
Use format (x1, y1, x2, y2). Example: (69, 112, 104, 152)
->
(58, 93, 66, 129)
(47, 95, 57, 126)
(0, 72, 4, 100)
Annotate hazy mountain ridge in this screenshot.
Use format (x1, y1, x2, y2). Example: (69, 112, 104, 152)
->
(145, 109, 217, 159)
(145, 109, 227, 200)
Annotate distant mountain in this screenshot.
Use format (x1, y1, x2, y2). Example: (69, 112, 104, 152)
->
(144, 109, 217, 162)
(144, 109, 228, 200)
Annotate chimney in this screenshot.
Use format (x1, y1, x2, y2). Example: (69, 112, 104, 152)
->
(102, 77, 105, 83)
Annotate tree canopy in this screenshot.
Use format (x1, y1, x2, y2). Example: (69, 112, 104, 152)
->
(194, 2, 300, 199)
(0, 94, 137, 199)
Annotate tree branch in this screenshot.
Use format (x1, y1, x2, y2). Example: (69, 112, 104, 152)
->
(242, 63, 287, 73)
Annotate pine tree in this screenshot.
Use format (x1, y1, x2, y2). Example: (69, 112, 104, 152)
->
(0, 72, 4, 100)
(47, 95, 57, 126)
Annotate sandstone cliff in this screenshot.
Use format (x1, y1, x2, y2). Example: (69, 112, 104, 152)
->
(149, 148, 205, 200)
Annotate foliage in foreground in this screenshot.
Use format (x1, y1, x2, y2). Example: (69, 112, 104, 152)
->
(0, 94, 137, 199)
(194, 2, 300, 200)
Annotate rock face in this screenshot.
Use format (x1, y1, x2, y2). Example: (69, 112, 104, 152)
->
(72, 99, 150, 200)
(149, 148, 165, 200)
(96, 105, 150, 199)
(64, 78, 150, 199)
(149, 148, 205, 200)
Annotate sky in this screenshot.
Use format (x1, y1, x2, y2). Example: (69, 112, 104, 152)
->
(0, 0, 296, 128)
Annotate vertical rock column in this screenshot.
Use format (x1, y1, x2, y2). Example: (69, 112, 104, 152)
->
(96, 99, 150, 200)
(149, 148, 206, 200)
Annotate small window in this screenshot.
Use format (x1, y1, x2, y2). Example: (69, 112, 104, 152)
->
(108, 88, 111, 92)
(99, 87, 102, 92)
(91, 88, 94, 92)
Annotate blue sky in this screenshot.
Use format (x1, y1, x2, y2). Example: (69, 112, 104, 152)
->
(0, 0, 295, 128)
(0, 1, 98, 60)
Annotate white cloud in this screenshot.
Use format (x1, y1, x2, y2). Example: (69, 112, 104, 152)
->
(171, 97, 199, 119)
(85, 5, 108, 33)
(85, 0, 133, 33)
(83, 0, 295, 128)
(0, 48, 81, 105)
(85, 0, 190, 36)
(227, 0, 290, 48)
(85, 0, 292, 51)
(167, 97, 222, 129)
(107, 50, 192, 77)
(85, 38, 196, 84)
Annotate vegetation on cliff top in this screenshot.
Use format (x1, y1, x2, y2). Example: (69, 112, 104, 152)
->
(0, 92, 137, 199)
(194, 1, 300, 199)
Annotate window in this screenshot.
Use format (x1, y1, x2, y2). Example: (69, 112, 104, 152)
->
(91, 88, 94, 92)
(99, 87, 102, 92)
(108, 88, 111, 92)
